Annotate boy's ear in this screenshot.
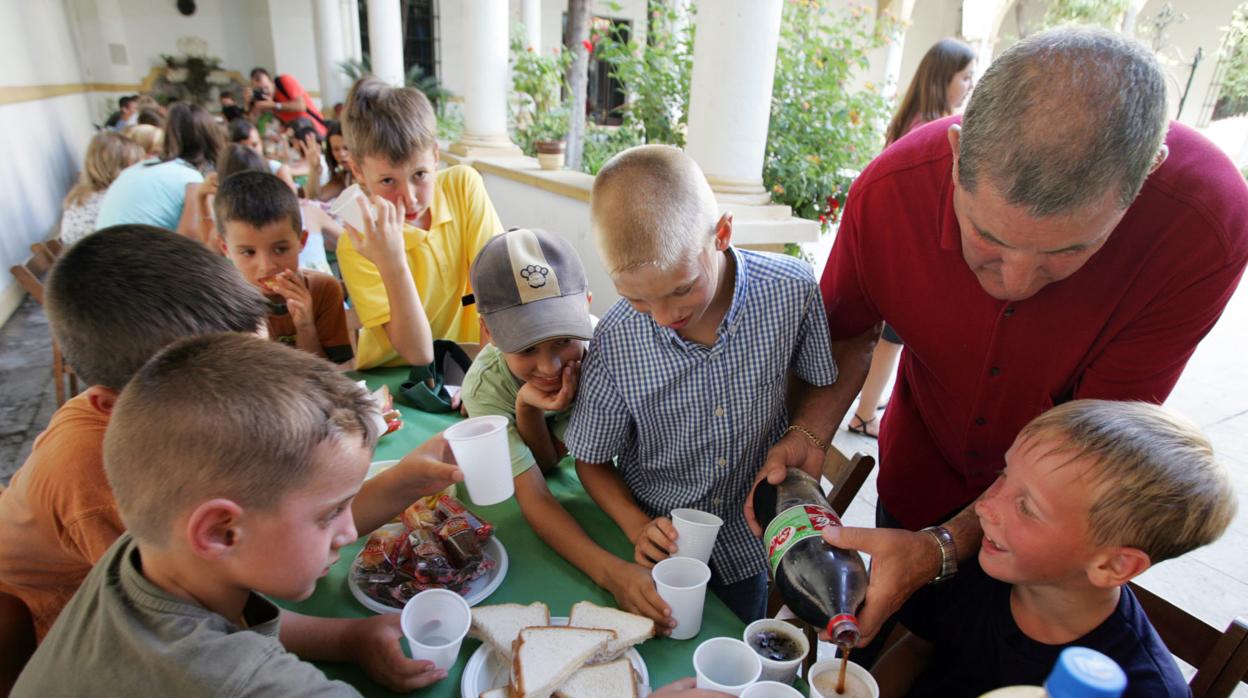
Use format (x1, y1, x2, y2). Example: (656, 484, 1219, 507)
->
(586, 290, 593, 309)
(217, 234, 229, 256)
(298, 229, 309, 251)
(347, 158, 365, 187)
(85, 385, 119, 415)
(1087, 546, 1151, 588)
(478, 317, 492, 345)
(185, 498, 246, 560)
(713, 213, 733, 251)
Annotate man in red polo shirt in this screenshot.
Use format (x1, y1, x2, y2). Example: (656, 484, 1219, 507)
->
(248, 67, 328, 137)
(753, 28, 1248, 646)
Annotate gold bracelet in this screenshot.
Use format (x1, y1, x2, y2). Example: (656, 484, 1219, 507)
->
(782, 424, 829, 453)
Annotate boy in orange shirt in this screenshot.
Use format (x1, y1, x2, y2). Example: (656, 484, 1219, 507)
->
(215, 170, 353, 364)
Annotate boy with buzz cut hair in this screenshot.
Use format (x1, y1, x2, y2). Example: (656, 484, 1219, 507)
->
(14, 335, 378, 696)
(567, 145, 839, 625)
(872, 400, 1236, 698)
(337, 76, 504, 369)
(215, 170, 353, 364)
(460, 228, 673, 627)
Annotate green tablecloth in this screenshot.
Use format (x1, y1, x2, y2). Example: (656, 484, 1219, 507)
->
(278, 368, 746, 697)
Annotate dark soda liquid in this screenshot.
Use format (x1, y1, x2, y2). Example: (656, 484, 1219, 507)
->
(748, 630, 801, 661)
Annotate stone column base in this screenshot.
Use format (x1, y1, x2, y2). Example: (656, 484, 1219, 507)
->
(449, 133, 524, 159)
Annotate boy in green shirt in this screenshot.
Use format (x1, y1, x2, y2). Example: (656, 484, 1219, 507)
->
(460, 229, 674, 632)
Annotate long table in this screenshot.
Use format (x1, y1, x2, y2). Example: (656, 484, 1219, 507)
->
(278, 368, 747, 697)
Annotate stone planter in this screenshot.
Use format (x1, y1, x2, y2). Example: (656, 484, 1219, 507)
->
(535, 139, 566, 170)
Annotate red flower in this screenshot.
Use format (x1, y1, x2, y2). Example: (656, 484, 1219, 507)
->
(581, 39, 594, 53)
(819, 215, 827, 223)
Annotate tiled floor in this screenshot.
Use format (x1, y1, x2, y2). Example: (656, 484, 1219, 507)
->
(2, 278, 1246, 691)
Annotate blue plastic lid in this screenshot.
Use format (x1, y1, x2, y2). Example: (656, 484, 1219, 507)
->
(1045, 647, 1127, 698)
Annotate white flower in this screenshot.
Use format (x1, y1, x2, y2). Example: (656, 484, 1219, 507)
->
(166, 68, 189, 83)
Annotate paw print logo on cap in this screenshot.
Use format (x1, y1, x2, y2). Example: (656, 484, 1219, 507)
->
(520, 264, 549, 288)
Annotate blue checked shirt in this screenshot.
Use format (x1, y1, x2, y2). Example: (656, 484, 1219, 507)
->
(565, 247, 837, 584)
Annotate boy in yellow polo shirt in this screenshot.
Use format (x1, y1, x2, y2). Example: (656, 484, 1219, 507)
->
(337, 76, 504, 368)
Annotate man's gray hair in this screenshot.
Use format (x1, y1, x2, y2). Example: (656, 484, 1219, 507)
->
(958, 27, 1167, 217)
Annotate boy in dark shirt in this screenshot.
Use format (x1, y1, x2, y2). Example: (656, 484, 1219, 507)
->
(873, 400, 1235, 697)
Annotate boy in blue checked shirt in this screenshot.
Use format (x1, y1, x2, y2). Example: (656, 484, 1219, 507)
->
(566, 145, 839, 624)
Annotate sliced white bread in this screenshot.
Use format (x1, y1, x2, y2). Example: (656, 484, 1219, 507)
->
(568, 601, 655, 662)
(554, 658, 638, 698)
(470, 602, 551, 661)
(480, 689, 510, 698)
(511, 626, 616, 698)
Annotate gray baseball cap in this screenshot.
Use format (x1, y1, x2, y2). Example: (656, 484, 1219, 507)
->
(470, 228, 592, 353)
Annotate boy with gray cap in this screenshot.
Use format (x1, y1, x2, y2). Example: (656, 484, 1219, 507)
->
(461, 228, 676, 632)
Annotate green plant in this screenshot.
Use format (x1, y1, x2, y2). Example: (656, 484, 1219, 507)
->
(509, 29, 574, 155)
(154, 37, 235, 106)
(594, 1, 694, 146)
(1041, 0, 1131, 30)
(337, 56, 451, 106)
(765, 1, 896, 223)
(1215, 3, 1248, 119)
(580, 122, 645, 175)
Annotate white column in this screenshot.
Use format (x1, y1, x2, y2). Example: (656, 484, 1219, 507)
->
(878, 0, 916, 100)
(520, 0, 541, 51)
(343, 0, 363, 62)
(684, 0, 784, 206)
(314, 0, 349, 107)
(366, 0, 404, 86)
(451, 0, 522, 158)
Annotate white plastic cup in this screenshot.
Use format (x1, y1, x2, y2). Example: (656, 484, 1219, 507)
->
(444, 415, 514, 505)
(693, 637, 763, 695)
(670, 508, 724, 564)
(741, 681, 805, 698)
(329, 183, 371, 232)
(400, 589, 471, 670)
(743, 619, 810, 684)
(807, 659, 879, 698)
(652, 557, 712, 640)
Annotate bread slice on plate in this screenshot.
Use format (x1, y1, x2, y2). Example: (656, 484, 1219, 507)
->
(568, 601, 655, 662)
(511, 626, 616, 698)
(471, 602, 551, 662)
(480, 689, 510, 698)
(554, 657, 638, 698)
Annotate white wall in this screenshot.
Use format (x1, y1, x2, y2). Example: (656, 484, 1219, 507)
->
(0, 1, 97, 322)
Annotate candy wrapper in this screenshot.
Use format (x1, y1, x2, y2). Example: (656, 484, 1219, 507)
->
(351, 496, 496, 609)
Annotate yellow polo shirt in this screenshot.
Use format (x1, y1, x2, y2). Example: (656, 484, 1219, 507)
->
(338, 165, 503, 368)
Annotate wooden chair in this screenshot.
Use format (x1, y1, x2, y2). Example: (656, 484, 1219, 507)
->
(766, 444, 877, 673)
(9, 254, 79, 406)
(1130, 582, 1248, 697)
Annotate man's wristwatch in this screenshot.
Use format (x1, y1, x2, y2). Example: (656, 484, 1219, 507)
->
(920, 525, 957, 584)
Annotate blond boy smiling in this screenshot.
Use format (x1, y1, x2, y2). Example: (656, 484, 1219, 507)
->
(337, 76, 504, 369)
(868, 400, 1235, 697)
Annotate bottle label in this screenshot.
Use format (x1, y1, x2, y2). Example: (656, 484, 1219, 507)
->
(764, 504, 843, 576)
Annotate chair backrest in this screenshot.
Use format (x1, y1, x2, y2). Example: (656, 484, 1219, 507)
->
(821, 446, 876, 518)
(9, 253, 53, 306)
(1130, 581, 1248, 697)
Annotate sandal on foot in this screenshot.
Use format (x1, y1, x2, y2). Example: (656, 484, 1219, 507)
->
(847, 415, 879, 439)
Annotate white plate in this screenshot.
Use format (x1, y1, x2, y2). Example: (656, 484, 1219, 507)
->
(365, 459, 399, 481)
(348, 536, 508, 614)
(460, 617, 650, 698)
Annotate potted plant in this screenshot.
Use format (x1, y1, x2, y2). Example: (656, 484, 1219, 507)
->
(511, 32, 573, 169)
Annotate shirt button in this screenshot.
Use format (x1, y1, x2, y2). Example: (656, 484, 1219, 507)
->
(714, 407, 725, 417)
(713, 498, 723, 506)
(716, 457, 728, 466)
(975, 417, 987, 426)
(989, 367, 1001, 377)
(1003, 306, 1016, 317)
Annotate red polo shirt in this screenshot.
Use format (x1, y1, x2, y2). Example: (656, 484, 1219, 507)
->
(820, 117, 1248, 530)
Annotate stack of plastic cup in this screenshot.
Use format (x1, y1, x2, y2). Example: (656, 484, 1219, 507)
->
(693, 637, 763, 695)
(741, 681, 805, 698)
(400, 589, 471, 670)
(671, 508, 724, 564)
(444, 415, 513, 505)
(652, 557, 712, 640)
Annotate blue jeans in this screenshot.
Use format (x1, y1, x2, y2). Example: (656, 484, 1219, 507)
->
(710, 568, 769, 624)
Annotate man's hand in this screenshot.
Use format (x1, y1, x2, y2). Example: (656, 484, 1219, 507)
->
(271, 270, 315, 332)
(347, 194, 407, 271)
(602, 561, 675, 635)
(342, 614, 447, 691)
(744, 431, 825, 536)
(516, 361, 581, 413)
(819, 526, 941, 647)
(651, 677, 733, 698)
(632, 517, 678, 567)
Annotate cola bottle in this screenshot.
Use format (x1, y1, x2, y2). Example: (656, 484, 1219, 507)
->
(753, 468, 868, 646)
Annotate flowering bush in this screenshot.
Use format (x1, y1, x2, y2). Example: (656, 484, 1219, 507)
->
(510, 31, 573, 155)
(765, 1, 896, 225)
